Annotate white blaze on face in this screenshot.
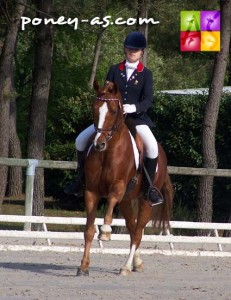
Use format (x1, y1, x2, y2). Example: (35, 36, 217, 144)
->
(94, 102, 108, 146)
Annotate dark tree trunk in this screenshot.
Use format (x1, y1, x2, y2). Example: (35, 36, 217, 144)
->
(27, 0, 54, 217)
(89, 28, 105, 89)
(228, 43, 231, 85)
(197, 0, 231, 227)
(0, 1, 26, 209)
(8, 99, 23, 196)
(89, 9, 107, 89)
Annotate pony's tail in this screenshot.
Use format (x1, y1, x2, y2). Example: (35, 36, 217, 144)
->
(151, 172, 174, 232)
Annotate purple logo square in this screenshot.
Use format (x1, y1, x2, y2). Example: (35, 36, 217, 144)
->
(200, 11, 220, 31)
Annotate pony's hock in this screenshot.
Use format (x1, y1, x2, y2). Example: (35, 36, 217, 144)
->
(77, 81, 174, 276)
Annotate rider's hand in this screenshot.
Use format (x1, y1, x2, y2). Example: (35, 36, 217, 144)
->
(123, 104, 136, 114)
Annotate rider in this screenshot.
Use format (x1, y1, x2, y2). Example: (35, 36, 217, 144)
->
(64, 31, 163, 206)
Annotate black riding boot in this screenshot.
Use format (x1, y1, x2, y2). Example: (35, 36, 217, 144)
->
(64, 151, 85, 196)
(143, 157, 163, 206)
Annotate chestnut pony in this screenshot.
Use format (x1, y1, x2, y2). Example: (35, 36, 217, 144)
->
(77, 81, 173, 276)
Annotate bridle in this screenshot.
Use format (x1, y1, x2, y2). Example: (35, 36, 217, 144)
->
(94, 96, 124, 141)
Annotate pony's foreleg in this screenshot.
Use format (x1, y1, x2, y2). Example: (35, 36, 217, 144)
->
(77, 191, 98, 276)
(99, 198, 116, 241)
(99, 185, 126, 241)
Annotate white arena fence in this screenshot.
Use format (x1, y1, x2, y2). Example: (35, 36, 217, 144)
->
(0, 215, 231, 257)
(0, 157, 231, 257)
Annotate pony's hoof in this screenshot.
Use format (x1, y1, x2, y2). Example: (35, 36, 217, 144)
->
(98, 231, 111, 241)
(99, 224, 112, 241)
(76, 267, 89, 276)
(133, 262, 144, 272)
(119, 267, 131, 276)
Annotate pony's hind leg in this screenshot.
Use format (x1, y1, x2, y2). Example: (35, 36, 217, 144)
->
(120, 244, 137, 276)
(133, 249, 144, 272)
(120, 198, 152, 276)
(77, 190, 99, 276)
(119, 199, 144, 275)
(120, 247, 144, 276)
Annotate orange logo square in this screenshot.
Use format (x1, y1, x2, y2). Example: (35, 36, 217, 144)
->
(201, 31, 220, 51)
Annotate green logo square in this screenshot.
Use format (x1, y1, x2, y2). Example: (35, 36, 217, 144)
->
(181, 11, 200, 31)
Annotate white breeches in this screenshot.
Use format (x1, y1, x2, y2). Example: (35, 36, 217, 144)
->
(75, 124, 95, 151)
(136, 125, 158, 159)
(75, 124, 158, 159)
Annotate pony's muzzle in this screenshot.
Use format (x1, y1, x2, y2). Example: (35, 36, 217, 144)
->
(94, 131, 108, 151)
(94, 141, 107, 152)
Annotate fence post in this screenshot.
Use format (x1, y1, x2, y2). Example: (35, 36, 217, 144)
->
(24, 159, 39, 231)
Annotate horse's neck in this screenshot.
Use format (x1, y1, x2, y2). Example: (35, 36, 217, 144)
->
(107, 123, 129, 147)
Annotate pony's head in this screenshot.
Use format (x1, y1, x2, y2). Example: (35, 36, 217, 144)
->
(93, 81, 123, 151)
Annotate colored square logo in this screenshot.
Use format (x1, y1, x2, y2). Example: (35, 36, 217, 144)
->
(180, 31, 201, 51)
(181, 11, 200, 31)
(200, 11, 220, 31)
(180, 10, 220, 52)
(201, 31, 220, 51)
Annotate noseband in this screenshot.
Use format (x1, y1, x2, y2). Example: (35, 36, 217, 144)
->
(94, 96, 124, 141)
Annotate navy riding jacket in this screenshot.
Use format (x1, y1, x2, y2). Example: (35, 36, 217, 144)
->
(106, 60, 154, 127)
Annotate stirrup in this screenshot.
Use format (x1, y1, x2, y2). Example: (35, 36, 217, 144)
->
(146, 186, 164, 207)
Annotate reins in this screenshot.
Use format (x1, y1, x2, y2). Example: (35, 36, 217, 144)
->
(96, 97, 120, 102)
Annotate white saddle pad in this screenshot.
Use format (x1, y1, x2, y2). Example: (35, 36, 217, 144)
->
(128, 132, 139, 170)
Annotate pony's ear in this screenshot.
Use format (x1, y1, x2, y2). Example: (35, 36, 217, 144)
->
(93, 80, 99, 92)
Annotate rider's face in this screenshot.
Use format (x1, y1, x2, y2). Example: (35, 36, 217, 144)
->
(125, 48, 143, 63)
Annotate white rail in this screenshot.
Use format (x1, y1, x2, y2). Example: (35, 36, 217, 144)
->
(0, 230, 230, 244)
(0, 215, 231, 230)
(0, 215, 230, 257)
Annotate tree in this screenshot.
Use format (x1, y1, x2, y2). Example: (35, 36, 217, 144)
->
(27, 0, 54, 217)
(136, 0, 150, 66)
(0, 0, 26, 208)
(197, 0, 231, 225)
(8, 99, 23, 196)
(89, 28, 106, 88)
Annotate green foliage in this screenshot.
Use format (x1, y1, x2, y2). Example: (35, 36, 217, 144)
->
(150, 93, 231, 220)
(44, 87, 94, 198)
(46, 87, 95, 161)
(213, 96, 231, 221)
(151, 93, 205, 167)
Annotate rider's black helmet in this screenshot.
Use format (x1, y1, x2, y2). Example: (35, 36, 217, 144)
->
(124, 31, 147, 50)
